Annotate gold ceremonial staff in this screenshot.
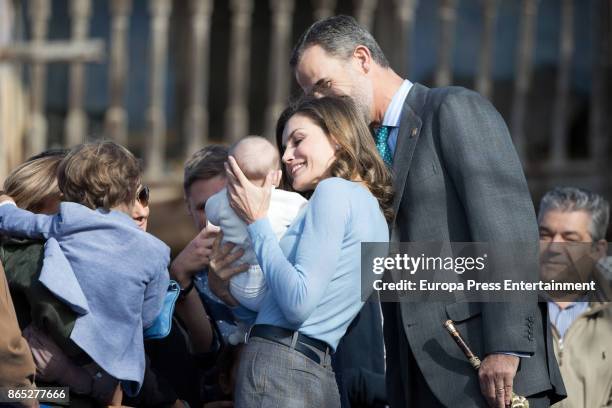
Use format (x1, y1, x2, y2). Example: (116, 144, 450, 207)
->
(443, 320, 529, 408)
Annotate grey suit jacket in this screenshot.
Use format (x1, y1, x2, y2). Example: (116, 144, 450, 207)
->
(382, 83, 566, 407)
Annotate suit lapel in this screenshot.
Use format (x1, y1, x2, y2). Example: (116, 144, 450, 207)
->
(391, 86, 425, 224)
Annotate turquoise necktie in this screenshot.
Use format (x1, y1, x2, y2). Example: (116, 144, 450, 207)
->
(375, 125, 393, 166)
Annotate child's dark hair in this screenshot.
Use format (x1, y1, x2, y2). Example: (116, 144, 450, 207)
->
(58, 141, 141, 210)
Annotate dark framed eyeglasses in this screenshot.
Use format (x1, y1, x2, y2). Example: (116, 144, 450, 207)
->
(137, 185, 150, 207)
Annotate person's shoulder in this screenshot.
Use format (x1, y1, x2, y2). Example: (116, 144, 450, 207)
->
(92, 209, 170, 258)
(314, 177, 357, 193)
(54, 202, 96, 225)
(59, 201, 92, 213)
(403, 83, 489, 115)
(315, 177, 375, 198)
(416, 85, 480, 108)
(312, 178, 372, 208)
(133, 229, 171, 264)
(430, 85, 477, 98)
(131, 225, 169, 251)
(57, 201, 102, 221)
(435, 86, 491, 108)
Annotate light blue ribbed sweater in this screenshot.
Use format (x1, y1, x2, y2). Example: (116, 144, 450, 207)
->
(247, 177, 389, 350)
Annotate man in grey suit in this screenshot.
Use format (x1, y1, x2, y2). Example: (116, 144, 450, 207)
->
(290, 15, 566, 407)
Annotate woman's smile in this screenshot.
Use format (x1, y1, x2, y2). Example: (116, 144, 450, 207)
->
(282, 114, 336, 191)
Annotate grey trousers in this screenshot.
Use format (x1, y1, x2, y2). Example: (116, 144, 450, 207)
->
(234, 337, 341, 408)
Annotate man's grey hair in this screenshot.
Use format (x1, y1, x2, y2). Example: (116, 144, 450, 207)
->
(290, 15, 389, 69)
(538, 187, 610, 241)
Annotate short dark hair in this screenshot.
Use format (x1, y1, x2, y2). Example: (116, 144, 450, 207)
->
(290, 15, 389, 69)
(183, 145, 229, 194)
(58, 141, 141, 210)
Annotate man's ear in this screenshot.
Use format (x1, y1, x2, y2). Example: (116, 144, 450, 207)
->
(184, 194, 193, 216)
(353, 45, 373, 73)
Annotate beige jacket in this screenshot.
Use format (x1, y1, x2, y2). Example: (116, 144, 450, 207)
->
(551, 301, 612, 408)
(0, 262, 36, 388)
(0, 262, 39, 407)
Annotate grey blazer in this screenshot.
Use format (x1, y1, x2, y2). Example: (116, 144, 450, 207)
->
(382, 83, 566, 407)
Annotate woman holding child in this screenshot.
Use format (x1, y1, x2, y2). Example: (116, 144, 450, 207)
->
(211, 95, 393, 407)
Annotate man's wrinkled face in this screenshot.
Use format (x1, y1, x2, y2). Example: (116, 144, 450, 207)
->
(185, 175, 227, 231)
(295, 45, 374, 123)
(538, 210, 602, 285)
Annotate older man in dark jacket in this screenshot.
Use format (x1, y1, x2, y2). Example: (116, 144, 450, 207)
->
(291, 15, 566, 408)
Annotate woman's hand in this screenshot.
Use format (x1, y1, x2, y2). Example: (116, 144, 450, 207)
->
(208, 231, 249, 307)
(225, 156, 280, 224)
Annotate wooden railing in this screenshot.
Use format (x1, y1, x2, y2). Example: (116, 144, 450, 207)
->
(0, 0, 609, 200)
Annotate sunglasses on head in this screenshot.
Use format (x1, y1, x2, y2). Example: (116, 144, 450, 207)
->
(137, 185, 150, 207)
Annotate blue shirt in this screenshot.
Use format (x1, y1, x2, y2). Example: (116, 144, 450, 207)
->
(194, 270, 241, 344)
(548, 301, 589, 339)
(247, 178, 389, 350)
(382, 79, 413, 155)
(0, 202, 170, 395)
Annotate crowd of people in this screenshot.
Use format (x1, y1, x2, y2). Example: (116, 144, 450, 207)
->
(0, 14, 610, 408)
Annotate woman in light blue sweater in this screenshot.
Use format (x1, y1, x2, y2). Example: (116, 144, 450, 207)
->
(221, 95, 393, 407)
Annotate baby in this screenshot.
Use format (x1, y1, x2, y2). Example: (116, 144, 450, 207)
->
(205, 136, 307, 341)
